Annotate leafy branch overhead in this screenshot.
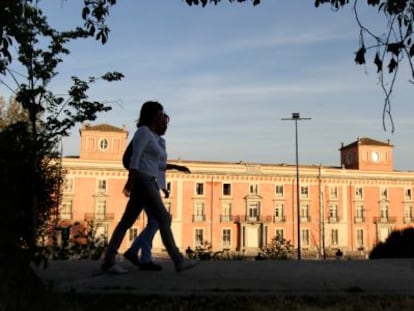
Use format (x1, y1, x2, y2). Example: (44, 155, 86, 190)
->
(0, 0, 122, 138)
(315, 0, 414, 132)
(184, 0, 260, 6)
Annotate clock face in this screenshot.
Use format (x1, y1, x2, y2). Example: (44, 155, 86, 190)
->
(99, 138, 109, 150)
(371, 151, 380, 162)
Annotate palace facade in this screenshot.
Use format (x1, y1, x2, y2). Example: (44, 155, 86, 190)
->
(58, 123, 414, 258)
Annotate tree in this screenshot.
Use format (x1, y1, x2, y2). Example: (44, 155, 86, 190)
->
(0, 97, 29, 128)
(0, 1, 121, 309)
(369, 227, 414, 258)
(185, 0, 414, 133)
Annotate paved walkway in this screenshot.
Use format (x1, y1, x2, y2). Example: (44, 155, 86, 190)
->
(34, 258, 414, 296)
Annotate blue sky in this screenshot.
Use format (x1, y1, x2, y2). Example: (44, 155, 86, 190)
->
(3, 1, 414, 170)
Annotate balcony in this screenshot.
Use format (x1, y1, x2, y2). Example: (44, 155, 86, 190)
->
(60, 212, 73, 220)
(403, 217, 413, 224)
(354, 216, 366, 223)
(84, 213, 114, 221)
(273, 216, 286, 223)
(373, 216, 397, 224)
(192, 214, 206, 222)
(247, 216, 259, 222)
(300, 216, 311, 223)
(328, 216, 339, 223)
(220, 215, 233, 222)
(233, 215, 272, 223)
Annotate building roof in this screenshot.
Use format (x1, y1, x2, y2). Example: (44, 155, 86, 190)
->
(81, 123, 126, 132)
(340, 137, 393, 150)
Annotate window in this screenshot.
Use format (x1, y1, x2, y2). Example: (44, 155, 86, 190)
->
(380, 187, 388, 200)
(300, 186, 309, 198)
(405, 188, 412, 201)
(356, 229, 364, 247)
(355, 187, 363, 199)
(223, 183, 231, 196)
(195, 202, 204, 215)
(166, 182, 172, 194)
(301, 229, 310, 247)
(95, 200, 106, 219)
(63, 178, 73, 192)
(97, 179, 107, 193)
(129, 228, 138, 242)
(330, 229, 339, 246)
(99, 138, 109, 150)
(356, 204, 364, 218)
(248, 202, 260, 221)
(195, 229, 204, 247)
(249, 184, 258, 194)
(193, 202, 205, 222)
(222, 229, 231, 248)
(300, 204, 309, 220)
(380, 204, 389, 219)
(329, 186, 338, 199)
(61, 201, 72, 220)
(221, 202, 232, 222)
(404, 205, 412, 221)
(274, 204, 284, 218)
(195, 182, 204, 195)
(274, 204, 284, 222)
(275, 229, 284, 240)
(329, 204, 338, 220)
(275, 184, 284, 197)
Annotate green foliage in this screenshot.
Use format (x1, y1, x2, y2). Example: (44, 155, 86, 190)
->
(0, 1, 121, 308)
(0, 122, 60, 257)
(314, 0, 414, 132)
(369, 227, 414, 259)
(184, 0, 260, 7)
(0, 121, 60, 311)
(0, 97, 29, 128)
(259, 235, 295, 260)
(49, 221, 108, 261)
(185, 242, 247, 260)
(0, 0, 122, 260)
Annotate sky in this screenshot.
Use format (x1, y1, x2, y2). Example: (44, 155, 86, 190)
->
(2, 1, 414, 171)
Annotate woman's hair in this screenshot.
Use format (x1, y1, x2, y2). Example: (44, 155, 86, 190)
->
(136, 101, 164, 127)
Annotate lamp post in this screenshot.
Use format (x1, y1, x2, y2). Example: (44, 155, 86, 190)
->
(281, 113, 311, 260)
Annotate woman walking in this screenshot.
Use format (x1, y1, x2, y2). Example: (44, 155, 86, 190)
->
(101, 101, 197, 273)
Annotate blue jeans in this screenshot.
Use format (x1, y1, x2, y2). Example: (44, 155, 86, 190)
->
(129, 216, 159, 263)
(104, 173, 182, 265)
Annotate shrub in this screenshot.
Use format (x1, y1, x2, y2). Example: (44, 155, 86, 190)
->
(259, 235, 295, 260)
(369, 227, 414, 259)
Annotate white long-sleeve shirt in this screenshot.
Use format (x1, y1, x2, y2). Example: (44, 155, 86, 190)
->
(129, 126, 167, 188)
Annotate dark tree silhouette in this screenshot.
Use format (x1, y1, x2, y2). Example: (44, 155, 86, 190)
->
(0, 1, 121, 309)
(370, 227, 414, 259)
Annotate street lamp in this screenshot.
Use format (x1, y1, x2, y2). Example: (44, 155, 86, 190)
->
(281, 113, 311, 260)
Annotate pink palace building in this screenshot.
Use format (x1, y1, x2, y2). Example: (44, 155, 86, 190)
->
(58, 123, 414, 258)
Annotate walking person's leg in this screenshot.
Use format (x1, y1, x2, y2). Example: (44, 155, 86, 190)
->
(124, 216, 161, 270)
(102, 191, 143, 273)
(138, 176, 198, 271)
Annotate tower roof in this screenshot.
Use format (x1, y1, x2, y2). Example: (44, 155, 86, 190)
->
(340, 137, 393, 150)
(81, 123, 126, 132)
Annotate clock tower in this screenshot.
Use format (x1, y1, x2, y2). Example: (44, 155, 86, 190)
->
(79, 123, 129, 161)
(339, 137, 394, 171)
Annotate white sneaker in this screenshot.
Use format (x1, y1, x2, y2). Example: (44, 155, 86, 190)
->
(175, 259, 200, 272)
(106, 263, 128, 274)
